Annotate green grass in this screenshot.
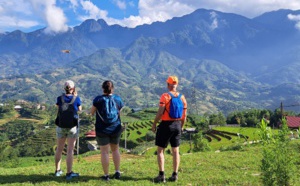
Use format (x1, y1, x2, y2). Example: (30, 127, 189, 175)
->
(1, 141, 300, 185)
(213, 126, 280, 141)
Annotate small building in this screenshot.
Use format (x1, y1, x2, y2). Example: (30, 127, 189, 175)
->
(286, 116, 300, 129)
(85, 130, 96, 138)
(14, 105, 22, 111)
(131, 108, 142, 113)
(184, 128, 198, 134)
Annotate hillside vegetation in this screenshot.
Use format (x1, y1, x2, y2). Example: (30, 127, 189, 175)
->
(1, 100, 300, 185)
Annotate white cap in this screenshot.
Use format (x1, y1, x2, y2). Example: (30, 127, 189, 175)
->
(64, 80, 75, 90)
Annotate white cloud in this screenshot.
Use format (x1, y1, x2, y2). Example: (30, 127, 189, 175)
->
(69, 0, 79, 11)
(2, 0, 300, 32)
(288, 14, 300, 30)
(0, 16, 38, 29)
(168, 0, 300, 18)
(28, 0, 68, 33)
(128, 1, 135, 8)
(79, 0, 108, 21)
(113, 0, 126, 10)
(0, 1, 40, 32)
(113, 0, 300, 28)
(106, 0, 194, 27)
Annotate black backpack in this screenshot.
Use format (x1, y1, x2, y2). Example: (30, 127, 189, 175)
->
(56, 94, 78, 128)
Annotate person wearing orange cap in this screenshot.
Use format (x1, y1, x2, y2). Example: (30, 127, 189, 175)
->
(152, 75, 187, 183)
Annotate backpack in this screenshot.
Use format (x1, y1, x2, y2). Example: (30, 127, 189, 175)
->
(167, 92, 184, 119)
(56, 94, 78, 128)
(96, 95, 119, 124)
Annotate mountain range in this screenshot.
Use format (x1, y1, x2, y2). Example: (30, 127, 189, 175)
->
(1, 8, 300, 114)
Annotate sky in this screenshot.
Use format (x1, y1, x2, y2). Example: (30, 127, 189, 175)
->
(1, 0, 300, 34)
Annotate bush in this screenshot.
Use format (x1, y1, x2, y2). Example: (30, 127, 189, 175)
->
(260, 117, 296, 186)
(192, 132, 211, 152)
(145, 131, 155, 141)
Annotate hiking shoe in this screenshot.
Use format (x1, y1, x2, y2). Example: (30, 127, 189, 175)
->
(153, 174, 166, 183)
(101, 175, 110, 181)
(55, 170, 63, 177)
(113, 172, 121, 179)
(66, 171, 79, 180)
(169, 173, 178, 182)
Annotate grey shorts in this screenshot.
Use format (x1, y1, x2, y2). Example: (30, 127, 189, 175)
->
(56, 126, 78, 138)
(96, 130, 122, 146)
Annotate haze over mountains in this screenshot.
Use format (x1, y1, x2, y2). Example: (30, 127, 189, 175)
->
(1, 8, 300, 114)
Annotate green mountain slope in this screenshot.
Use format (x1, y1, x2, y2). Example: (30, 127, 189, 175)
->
(0, 45, 275, 114)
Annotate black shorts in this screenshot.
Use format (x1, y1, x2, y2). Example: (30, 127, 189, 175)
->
(155, 120, 182, 148)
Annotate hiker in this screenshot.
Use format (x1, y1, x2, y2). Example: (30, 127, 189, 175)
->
(90, 80, 124, 181)
(151, 75, 187, 183)
(54, 80, 82, 180)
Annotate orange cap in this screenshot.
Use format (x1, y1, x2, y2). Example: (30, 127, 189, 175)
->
(166, 76, 178, 85)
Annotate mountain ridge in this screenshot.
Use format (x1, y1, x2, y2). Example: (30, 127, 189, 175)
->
(1, 8, 300, 114)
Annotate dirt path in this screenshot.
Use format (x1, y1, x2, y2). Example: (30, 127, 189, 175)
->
(0, 113, 19, 125)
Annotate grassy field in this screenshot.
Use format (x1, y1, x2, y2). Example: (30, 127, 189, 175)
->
(1, 141, 300, 186)
(2, 109, 300, 185)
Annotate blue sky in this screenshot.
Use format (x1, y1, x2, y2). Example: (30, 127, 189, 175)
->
(1, 0, 300, 33)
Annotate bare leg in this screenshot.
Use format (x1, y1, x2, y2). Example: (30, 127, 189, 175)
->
(55, 138, 66, 171)
(100, 144, 110, 175)
(157, 147, 165, 171)
(66, 137, 77, 173)
(172, 147, 180, 173)
(110, 143, 120, 172)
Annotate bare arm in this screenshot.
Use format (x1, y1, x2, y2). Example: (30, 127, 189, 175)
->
(152, 106, 165, 133)
(90, 105, 97, 116)
(181, 109, 187, 129)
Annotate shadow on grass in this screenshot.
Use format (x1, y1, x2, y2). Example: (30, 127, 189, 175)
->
(118, 175, 154, 182)
(0, 174, 154, 184)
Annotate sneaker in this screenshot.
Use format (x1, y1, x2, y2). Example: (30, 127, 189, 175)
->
(153, 174, 166, 183)
(169, 173, 178, 182)
(113, 172, 121, 179)
(66, 171, 79, 180)
(101, 175, 110, 181)
(55, 170, 63, 177)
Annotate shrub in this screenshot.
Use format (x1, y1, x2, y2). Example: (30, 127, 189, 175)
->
(260, 117, 296, 186)
(145, 131, 155, 141)
(192, 132, 211, 152)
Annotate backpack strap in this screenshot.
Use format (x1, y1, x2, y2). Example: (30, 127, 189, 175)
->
(96, 110, 105, 122)
(61, 94, 76, 105)
(168, 92, 181, 99)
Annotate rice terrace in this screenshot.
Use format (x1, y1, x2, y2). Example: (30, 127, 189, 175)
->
(1, 104, 300, 186)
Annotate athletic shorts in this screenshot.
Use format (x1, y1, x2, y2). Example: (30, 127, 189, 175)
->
(155, 120, 182, 148)
(96, 129, 122, 146)
(56, 126, 78, 138)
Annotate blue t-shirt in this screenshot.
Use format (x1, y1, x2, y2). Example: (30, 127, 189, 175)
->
(93, 94, 124, 134)
(56, 94, 81, 118)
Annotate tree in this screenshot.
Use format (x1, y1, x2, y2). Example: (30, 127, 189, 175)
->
(209, 112, 226, 125)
